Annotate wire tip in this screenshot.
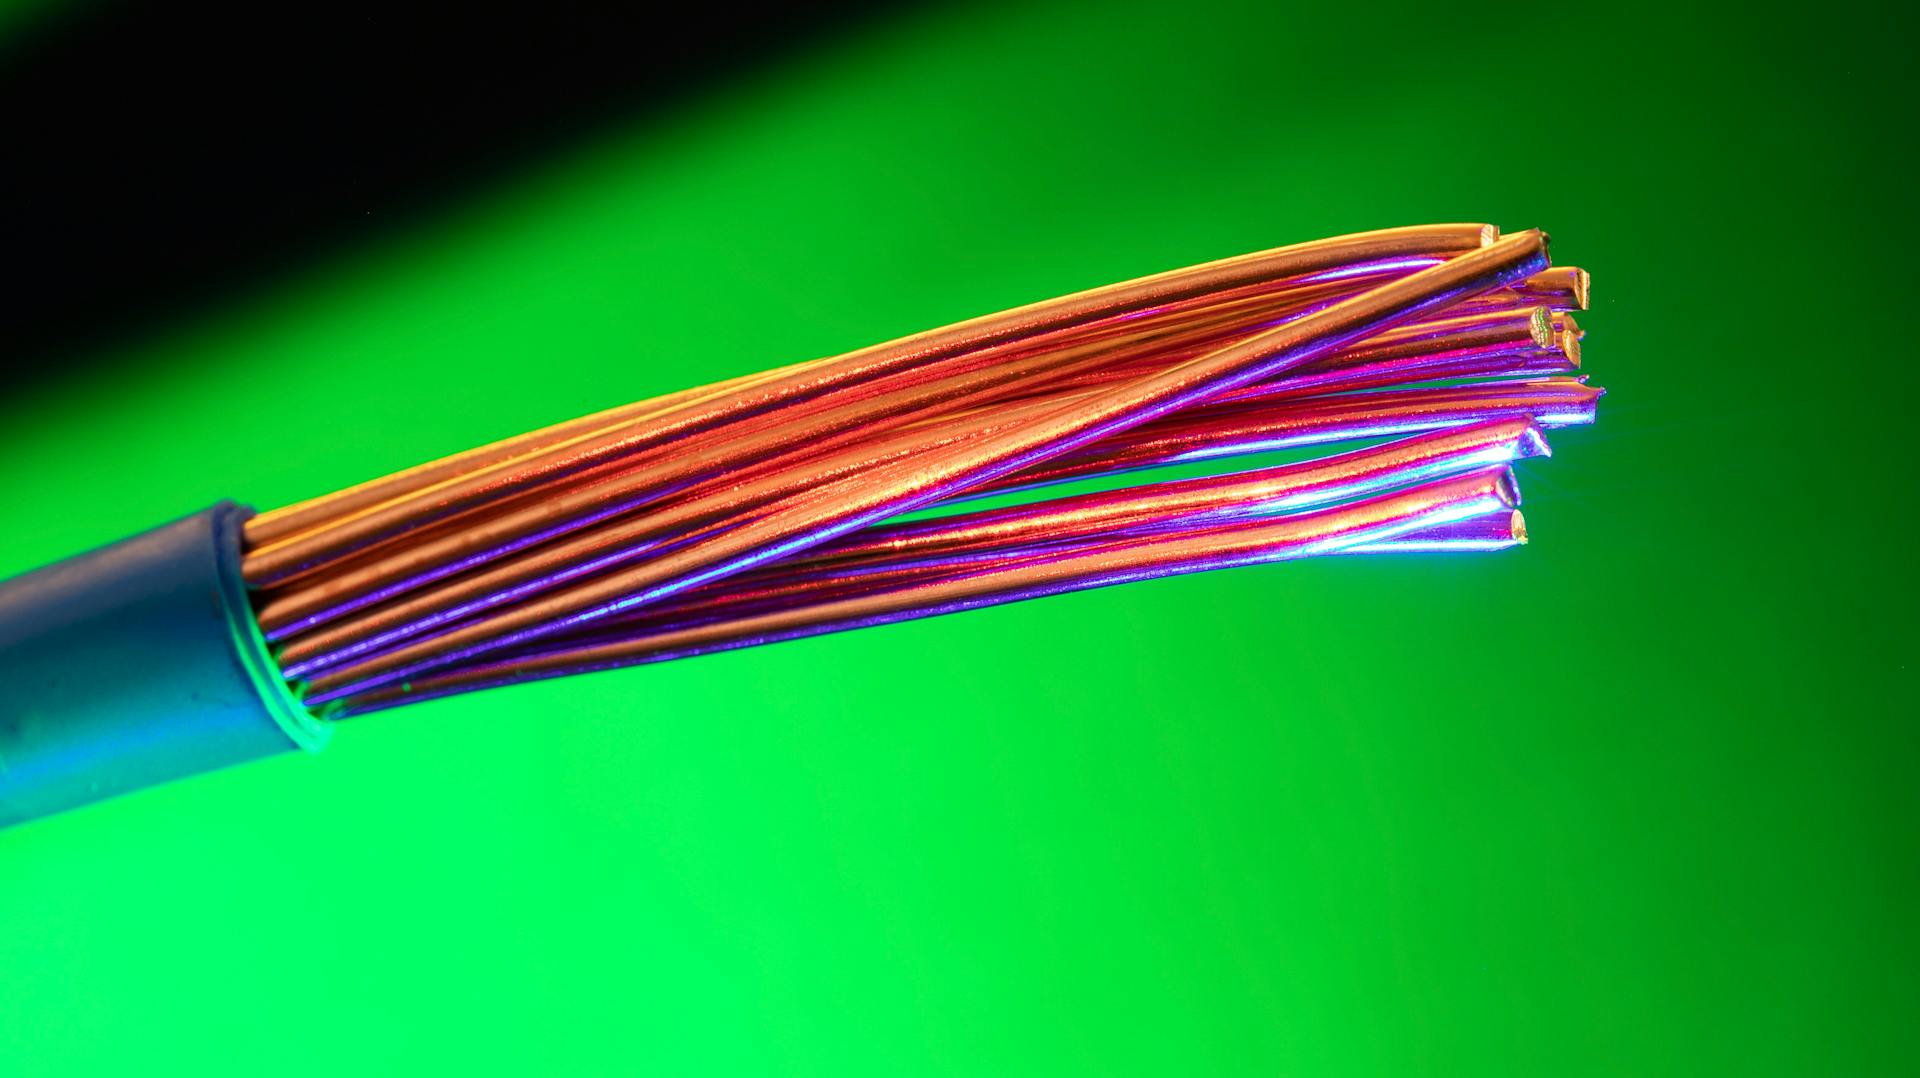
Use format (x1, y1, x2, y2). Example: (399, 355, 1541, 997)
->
(1519, 422, 1553, 458)
(1494, 467, 1522, 508)
(1568, 267, 1591, 310)
(1526, 307, 1553, 349)
(1558, 330, 1582, 368)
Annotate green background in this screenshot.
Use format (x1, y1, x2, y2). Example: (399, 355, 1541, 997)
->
(2, 1, 1912, 1073)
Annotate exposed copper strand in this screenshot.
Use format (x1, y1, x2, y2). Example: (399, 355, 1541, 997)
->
(300, 232, 1550, 703)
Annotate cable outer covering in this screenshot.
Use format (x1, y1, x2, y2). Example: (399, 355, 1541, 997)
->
(0, 502, 325, 828)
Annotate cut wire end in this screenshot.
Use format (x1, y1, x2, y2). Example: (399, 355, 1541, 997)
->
(242, 224, 1601, 716)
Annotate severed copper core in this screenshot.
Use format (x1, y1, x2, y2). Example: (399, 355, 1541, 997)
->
(242, 224, 1601, 715)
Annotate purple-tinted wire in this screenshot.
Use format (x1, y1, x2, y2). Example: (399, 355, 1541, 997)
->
(283, 415, 1546, 681)
(300, 237, 1552, 705)
(470, 419, 1550, 640)
(331, 468, 1522, 715)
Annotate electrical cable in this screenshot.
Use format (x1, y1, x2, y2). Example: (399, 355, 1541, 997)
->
(0, 223, 1601, 825)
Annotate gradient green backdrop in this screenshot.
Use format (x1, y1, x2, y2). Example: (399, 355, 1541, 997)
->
(2, 1, 1912, 1073)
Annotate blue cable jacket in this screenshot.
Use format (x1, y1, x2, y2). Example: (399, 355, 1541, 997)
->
(0, 502, 328, 828)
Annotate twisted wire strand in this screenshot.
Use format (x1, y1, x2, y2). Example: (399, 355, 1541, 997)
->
(241, 224, 1599, 716)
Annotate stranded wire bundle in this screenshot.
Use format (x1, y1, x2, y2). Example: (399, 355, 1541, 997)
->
(0, 224, 1599, 824)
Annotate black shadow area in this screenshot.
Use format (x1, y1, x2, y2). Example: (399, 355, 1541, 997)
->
(1, 2, 893, 389)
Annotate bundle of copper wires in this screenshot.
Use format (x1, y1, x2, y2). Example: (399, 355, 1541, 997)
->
(243, 224, 1598, 716)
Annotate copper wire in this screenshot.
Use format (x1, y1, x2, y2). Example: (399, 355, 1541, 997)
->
(276, 417, 1548, 678)
(295, 232, 1550, 704)
(256, 303, 1560, 643)
(244, 224, 1496, 586)
(330, 467, 1521, 714)
(240, 224, 1599, 716)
